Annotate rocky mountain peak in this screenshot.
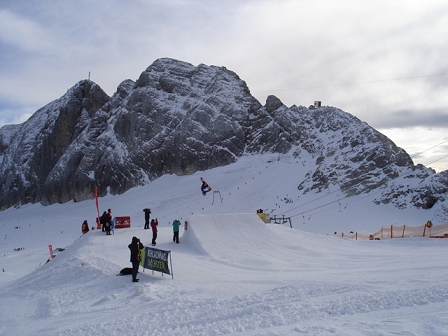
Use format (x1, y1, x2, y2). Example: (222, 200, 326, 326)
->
(0, 58, 446, 218)
(265, 95, 284, 113)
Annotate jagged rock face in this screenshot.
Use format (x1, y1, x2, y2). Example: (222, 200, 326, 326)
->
(249, 101, 421, 203)
(374, 167, 448, 209)
(295, 108, 413, 195)
(38, 59, 263, 204)
(0, 57, 447, 211)
(119, 59, 261, 177)
(0, 124, 20, 155)
(0, 81, 110, 208)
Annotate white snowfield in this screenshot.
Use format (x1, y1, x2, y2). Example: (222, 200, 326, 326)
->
(1, 213, 448, 335)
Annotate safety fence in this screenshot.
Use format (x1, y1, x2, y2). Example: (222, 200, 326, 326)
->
(336, 221, 448, 240)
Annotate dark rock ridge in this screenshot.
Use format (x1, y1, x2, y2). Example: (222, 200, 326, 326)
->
(0, 58, 447, 213)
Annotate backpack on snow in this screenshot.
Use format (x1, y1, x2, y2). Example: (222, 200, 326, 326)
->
(118, 267, 133, 276)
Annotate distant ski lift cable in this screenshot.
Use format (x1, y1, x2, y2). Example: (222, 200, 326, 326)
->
(424, 153, 448, 166)
(410, 140, 447, 159)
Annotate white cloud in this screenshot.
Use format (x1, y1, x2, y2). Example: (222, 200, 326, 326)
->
(379, 127, 448, 172)
(0, 1, 447, 171)
(0, 9, 53, 53)
(0, 105, 33, 126)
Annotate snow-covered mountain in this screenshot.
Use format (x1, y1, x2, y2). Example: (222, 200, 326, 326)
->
(0, 58, 447, 217)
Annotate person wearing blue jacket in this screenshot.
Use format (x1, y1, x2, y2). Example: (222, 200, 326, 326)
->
(172, 220, 181, 243)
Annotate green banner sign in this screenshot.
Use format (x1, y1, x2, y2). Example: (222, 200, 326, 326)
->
(140, 247, 171, 275)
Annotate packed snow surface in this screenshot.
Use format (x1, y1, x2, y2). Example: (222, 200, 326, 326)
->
(1, 154, 447, 335)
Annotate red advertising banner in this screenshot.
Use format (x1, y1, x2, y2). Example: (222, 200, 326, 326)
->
(115, 216, 131, 229)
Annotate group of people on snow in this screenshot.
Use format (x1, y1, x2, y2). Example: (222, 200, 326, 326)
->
(143, 208, 181, 245)
(100, 209, 113, 235)
(80, 208, 113, 236)
(80, 178, 212, 283)
(80, 207, 182, 283)
(81, 207, 180, 245)
(127, 214, 181, 283)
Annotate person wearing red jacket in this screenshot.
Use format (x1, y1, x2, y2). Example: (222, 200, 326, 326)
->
(150, 218, 158, 246)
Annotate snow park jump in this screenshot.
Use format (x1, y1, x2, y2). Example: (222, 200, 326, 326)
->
(181, 213, 290, 266)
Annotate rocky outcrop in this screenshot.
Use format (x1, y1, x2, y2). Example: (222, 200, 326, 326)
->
(0, 80, 110, 208)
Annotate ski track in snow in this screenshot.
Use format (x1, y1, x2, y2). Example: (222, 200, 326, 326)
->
(2, 277, 448, 335)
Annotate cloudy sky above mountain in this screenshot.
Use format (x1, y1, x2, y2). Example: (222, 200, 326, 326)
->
(1, 0, 447, 171)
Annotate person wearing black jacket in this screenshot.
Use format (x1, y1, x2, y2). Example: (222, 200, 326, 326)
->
(143, 208, 151, 230)
(100, 211, 108, 232)
(128, 237, 144, 282)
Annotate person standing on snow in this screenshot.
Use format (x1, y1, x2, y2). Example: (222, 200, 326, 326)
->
(150, 218, 158, 246)
(128, 237, 144, 282)
(103, 209, 112, 235)
(81, 220, 89, 235)
(143, 208, 151, 230)
(172, 219, 181, 243)
(100, 211, 108, 232)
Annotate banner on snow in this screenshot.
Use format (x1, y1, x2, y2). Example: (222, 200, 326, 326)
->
(140, 247, 171, 275)
(115, 216, 131, 229)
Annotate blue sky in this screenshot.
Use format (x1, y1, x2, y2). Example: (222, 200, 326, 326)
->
(0, 0, 447, 171)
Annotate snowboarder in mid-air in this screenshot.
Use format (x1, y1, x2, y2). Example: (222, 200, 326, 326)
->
(200, 177, 212, 196)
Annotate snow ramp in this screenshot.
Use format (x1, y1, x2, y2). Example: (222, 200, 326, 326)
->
(182, 213, 288, 266)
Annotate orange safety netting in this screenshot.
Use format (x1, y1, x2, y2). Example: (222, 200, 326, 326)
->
(336, 221, 448, 240)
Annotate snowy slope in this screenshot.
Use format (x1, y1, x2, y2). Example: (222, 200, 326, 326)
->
(1, 154, 448, 335)
(1, 212, 448, 335)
